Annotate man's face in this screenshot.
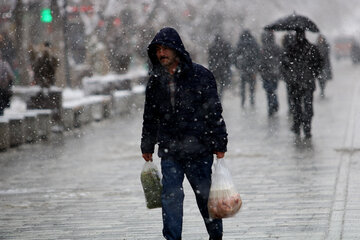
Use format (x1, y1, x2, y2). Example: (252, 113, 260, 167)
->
(155, 45, 178, 68)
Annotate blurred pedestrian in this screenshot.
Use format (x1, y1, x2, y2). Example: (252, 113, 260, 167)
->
(33, 42, 59, 89)
(107, 32, 131, 73)
(350, 40, 360, 64)
(258, 31, 282, 116)
(234, 29, 260, 107)
(141, 27, 228, 240)
(0, 51, 15, 116)
(280, 31, 324, 139)
(208, 34, 233, 100)
(316, 34, 333, 97)
(0, 32, 16, 69)
(280, 33, 296, 116)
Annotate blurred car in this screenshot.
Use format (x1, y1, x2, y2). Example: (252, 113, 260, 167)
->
(334, 37, 353, 60)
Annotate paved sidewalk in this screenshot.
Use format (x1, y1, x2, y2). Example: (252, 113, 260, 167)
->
(0, 60, 359, 239)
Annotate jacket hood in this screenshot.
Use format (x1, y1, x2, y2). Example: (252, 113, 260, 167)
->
(147, 27, 192, 73)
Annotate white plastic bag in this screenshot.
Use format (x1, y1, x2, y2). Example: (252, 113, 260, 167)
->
(208, 158, 242, 219)
(140, 161, 162, 209)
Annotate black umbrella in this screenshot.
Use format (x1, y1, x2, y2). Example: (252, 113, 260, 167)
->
(264, 13, 320, 32)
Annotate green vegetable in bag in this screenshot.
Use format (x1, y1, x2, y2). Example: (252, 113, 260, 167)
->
(140, 161, 162, 209)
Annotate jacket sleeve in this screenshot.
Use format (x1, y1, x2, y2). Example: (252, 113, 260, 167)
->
(202, 69, 228, 152)
(141, 77, 159, 154)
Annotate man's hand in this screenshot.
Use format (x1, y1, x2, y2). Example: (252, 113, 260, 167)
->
(214, 152, 225, 159)
(142, 153, 153, 162)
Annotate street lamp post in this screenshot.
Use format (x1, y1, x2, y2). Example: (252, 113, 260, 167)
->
(63, 0, 71, 87)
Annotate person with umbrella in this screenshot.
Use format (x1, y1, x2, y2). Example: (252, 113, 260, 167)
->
(265, 14, 324, 140)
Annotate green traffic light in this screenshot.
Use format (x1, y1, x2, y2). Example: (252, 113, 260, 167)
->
(41, 8, 52, 23)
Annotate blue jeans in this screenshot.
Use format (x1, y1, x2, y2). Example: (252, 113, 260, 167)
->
(161, 155, 223, 240)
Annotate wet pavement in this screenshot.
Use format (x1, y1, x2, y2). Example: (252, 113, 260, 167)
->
(0, 59, 360, 239)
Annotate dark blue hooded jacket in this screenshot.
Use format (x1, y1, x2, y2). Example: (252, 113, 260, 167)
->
(141, 27, 228, 159)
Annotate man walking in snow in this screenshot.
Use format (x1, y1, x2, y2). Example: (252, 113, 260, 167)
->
(141, 27, 228, 240)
